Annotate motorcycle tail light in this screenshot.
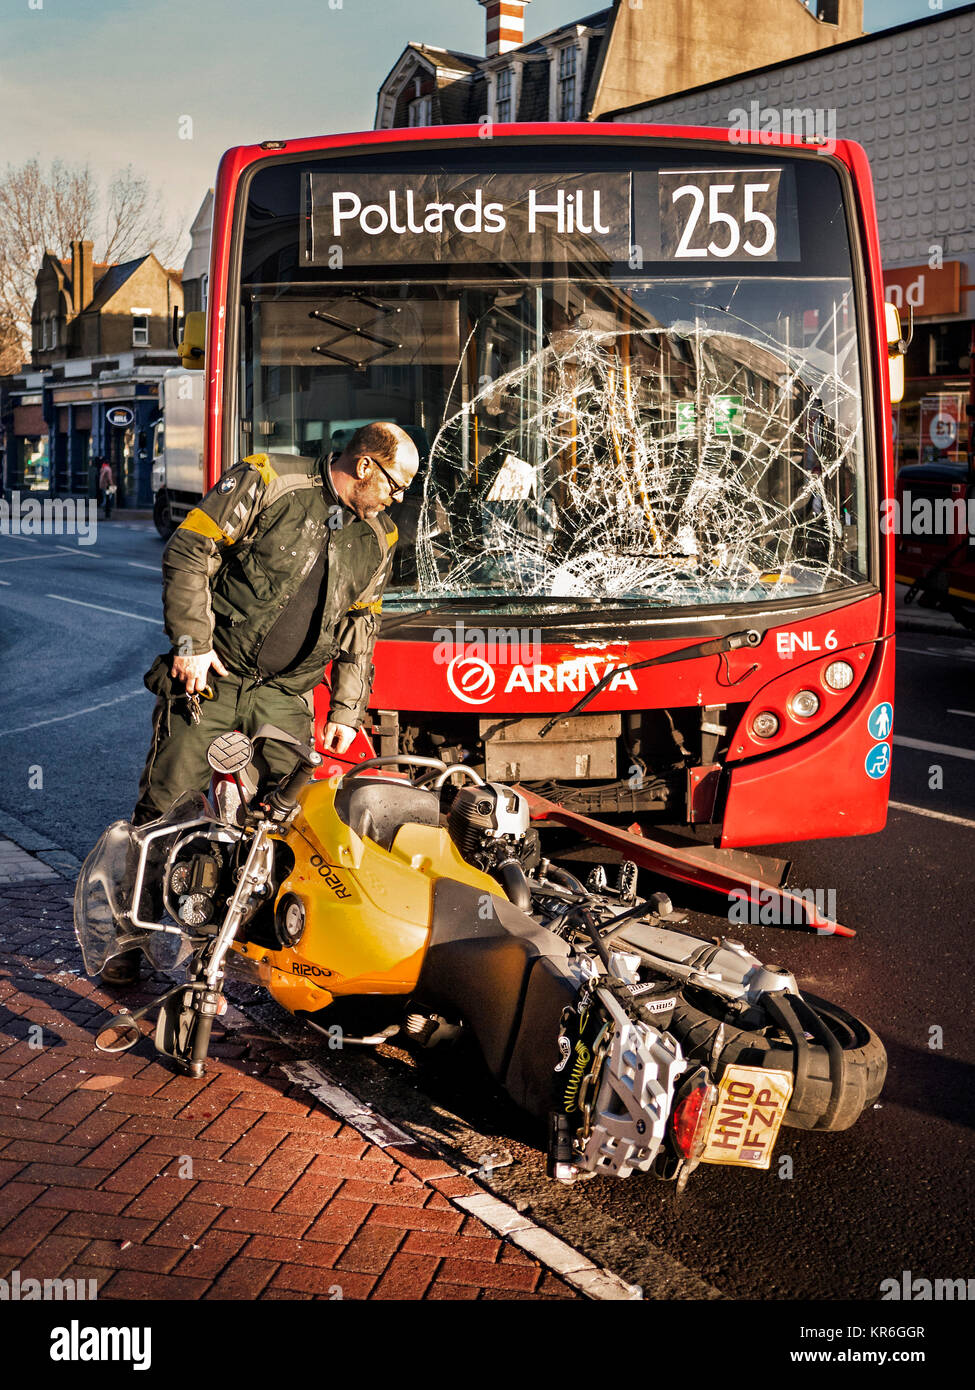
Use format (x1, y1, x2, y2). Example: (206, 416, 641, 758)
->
(671, 1075, 718, 1160)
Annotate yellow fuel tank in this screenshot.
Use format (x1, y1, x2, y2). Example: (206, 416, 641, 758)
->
(229, 778, 504, 1017)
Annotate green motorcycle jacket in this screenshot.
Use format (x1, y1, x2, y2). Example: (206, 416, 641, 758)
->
(161, 452, 397, 726)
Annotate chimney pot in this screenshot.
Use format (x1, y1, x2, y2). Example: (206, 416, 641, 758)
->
(69, 239, 94, 316)
(478, 0, 530, 58)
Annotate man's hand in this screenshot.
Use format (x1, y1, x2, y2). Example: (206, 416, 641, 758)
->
(323, 721, 356, 756)
(171, 649, 229, 695)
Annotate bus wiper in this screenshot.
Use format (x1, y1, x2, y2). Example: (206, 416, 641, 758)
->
(380, 594, 602, 633)
(538, 628, 763, 738)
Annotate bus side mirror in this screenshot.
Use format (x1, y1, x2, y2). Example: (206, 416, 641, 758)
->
(177, 311, 206, 371)
(885, 302, 908, 405)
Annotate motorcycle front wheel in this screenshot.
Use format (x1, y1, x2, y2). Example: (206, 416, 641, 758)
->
(669, 989, 887, 1132)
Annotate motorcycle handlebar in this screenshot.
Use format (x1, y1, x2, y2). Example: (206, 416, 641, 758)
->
(264, 751, 323, 818)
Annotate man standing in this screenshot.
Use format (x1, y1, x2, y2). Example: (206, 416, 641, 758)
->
(102, 421, 418, 984)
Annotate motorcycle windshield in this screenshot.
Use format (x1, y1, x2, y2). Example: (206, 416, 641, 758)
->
(73, 793, 215, 974)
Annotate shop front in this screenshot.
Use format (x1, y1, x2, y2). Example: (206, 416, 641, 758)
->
(40, 380, 161, 509)
(11, 400, 50, 491)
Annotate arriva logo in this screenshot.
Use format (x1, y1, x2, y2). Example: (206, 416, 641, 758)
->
(446, 653, 638, 706)
(447, 655, 497, 704)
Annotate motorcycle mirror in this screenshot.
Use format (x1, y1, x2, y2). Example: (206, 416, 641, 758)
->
(95, 1012, 143, 1054)
(207, 730, 254, 775)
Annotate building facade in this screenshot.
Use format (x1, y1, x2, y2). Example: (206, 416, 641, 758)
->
(2, 241, 183, 508)
(374, 0, 862, 130)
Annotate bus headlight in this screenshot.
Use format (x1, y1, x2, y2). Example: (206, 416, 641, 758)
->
(790, 689, 820, 719)
(824, 661, 855, 691)
(751, 711, 780, 739)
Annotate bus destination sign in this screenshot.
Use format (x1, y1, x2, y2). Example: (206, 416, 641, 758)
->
(304, 166, 800, 267)
(305, 172, 631, 266)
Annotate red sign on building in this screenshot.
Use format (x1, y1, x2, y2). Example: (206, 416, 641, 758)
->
(883, 262, 962, 318)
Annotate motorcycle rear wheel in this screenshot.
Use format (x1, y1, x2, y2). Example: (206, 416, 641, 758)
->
(669, 989, 887, 1132)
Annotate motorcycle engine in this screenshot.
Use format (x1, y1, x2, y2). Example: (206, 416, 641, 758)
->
(446, 783, 539, 876)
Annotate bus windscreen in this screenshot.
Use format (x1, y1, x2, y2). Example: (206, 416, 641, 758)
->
(236, 145, 869, 616)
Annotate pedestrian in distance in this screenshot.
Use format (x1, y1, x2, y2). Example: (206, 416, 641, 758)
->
(98, 457, 116, 519)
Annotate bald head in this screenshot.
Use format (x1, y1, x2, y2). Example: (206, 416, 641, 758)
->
(330, 421, 419, 520)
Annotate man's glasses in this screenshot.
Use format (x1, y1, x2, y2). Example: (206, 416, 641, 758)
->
(367, 457, 407, 503)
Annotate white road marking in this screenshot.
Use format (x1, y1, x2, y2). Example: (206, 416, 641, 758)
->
(0, 534, 39, 543)
(892, 735, 975, 762)
(127, 562, 161, 571)
(0, 553, 49, 565)
(947, 709, 975, 718)
(888, 800, 975, 831)
(45, 594, 163, 624)
(0, 689, 147, 738)
(0, 580, 9, 586)
(55, 544, 98, 558)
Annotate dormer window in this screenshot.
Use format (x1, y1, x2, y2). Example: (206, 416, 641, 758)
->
(496, 67, 513, 122)
(408, 94, 432, 126)
(557, 44, 578, 120)
(406, 76, 431, 128)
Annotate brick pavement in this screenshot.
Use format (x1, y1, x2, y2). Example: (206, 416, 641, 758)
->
(0, 879, 580, 1301)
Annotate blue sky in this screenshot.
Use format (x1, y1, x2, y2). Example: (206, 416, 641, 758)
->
(0, 0, 967, 244)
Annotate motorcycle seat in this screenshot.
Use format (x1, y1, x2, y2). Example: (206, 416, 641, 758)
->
(333, 780, 441, 852)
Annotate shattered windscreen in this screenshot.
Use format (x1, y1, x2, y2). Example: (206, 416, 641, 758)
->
(235, 145, 870, 616)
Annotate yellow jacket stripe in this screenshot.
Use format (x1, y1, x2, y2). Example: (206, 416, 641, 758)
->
(243, 453, 279, 487)
(179, 508, 233, 544)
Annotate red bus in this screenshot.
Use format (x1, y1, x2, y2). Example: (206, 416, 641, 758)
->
(183, 123, 902, 850)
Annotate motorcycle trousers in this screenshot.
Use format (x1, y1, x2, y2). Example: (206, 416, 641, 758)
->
(134, 665, 316, 824)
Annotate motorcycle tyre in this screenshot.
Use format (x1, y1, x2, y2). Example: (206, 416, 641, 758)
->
(668, 990, 886, 1132)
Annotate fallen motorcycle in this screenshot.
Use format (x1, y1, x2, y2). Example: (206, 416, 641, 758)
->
(74, 728, 886, 1185)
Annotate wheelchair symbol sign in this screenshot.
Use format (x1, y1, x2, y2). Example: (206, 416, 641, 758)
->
(867, 702, 893, 740)
(865, 742, 891, 779)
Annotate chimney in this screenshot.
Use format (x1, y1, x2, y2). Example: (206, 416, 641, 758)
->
(478, 1, 530, 58)
(70, 240, 94, 315)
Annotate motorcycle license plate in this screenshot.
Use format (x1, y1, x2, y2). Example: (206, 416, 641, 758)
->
(699, 1064, 794, 1170)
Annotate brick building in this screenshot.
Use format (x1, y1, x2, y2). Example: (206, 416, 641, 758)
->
(2, 241, 183, 508)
